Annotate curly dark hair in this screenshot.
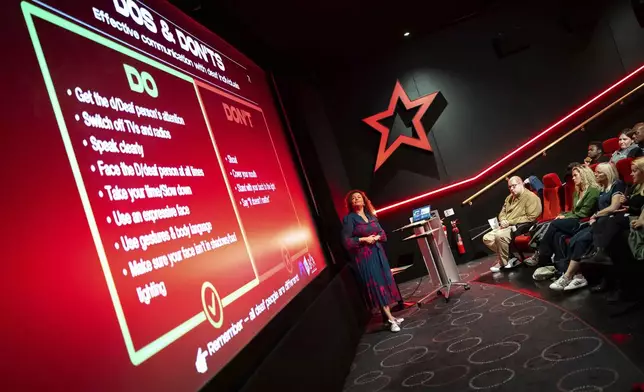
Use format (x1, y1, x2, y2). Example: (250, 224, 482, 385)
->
(344, 190, 376, 216)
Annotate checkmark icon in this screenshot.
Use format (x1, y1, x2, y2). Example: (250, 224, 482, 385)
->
(201, 282, 224, 328)
(208, 292, 217, 316)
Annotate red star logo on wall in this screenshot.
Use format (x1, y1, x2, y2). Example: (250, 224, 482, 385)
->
(362, 81, 444, 171)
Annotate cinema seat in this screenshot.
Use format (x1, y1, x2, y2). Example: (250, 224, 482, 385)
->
(513, 233, 531, 255)
(603, 138, 619, 156)
(616, 158, 634, 184)
(541, 173, 563, 221)
(563, 173, 575, 212)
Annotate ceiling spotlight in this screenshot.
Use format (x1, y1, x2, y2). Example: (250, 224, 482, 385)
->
(403, 32, 410, 37)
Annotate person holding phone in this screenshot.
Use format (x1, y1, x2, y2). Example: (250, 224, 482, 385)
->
(341, 190, 403, 332)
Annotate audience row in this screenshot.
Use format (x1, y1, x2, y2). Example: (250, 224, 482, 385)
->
(484, 122, 644, 301)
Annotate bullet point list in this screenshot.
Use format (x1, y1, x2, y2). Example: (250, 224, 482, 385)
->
(75, 114, 80, 121)
(122, 268, 128, 276)
(91, 165, 96, 172)
(67, 89, 72, 96)
(82, 139, 88, 146)
(106, 216, 111, 224)
(98, 190, 103, 198)
(114, 242, 120, 250)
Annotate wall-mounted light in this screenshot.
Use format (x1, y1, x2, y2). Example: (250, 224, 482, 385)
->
(403, 32, 410, 37)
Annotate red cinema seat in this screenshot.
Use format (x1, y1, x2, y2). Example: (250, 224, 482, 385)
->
(603, 138, 619, 157)
(616, 158, 634, 184)
(541, 173, 562, 221)
(514, 233, 531, 250)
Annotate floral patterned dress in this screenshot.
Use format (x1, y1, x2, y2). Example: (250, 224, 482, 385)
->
(342, 212, 402, 309)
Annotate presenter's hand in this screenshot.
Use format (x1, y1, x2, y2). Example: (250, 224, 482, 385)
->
(361, 236, 376, 245)
(372, 234, 381, 242)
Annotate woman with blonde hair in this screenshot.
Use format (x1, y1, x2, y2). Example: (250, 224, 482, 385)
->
(535, 165, 600, 271)
(341, 190, 403, 332)
(575, 158, 644, 300)
(548, 163, 625, 291)
(584, 157, 644, 252)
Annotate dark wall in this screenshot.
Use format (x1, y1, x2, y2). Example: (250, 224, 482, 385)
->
(277, 0, 644, 274)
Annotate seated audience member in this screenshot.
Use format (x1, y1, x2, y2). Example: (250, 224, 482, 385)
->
(628, 122, 644, 158)
(484, 176, 542, 272)
(584, 141, 608, 165)
(584, 157, 644, 265)
(610, 128, 638, 164)
(534, 165, 599, 277)
(548, 163, 625, 291)
(565, 161, 581, 179)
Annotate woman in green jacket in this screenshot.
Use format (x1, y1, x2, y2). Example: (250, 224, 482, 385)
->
(536, 165, 600, 266)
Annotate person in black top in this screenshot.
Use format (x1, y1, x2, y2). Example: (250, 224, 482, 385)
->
(585, 141, 609, 165)
(549, 163, 625, 291)
(583, 157, 644, 264)
(628, 122, 644, 159)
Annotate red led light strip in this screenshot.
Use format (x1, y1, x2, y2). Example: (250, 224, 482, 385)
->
(375, 64, 644, 215)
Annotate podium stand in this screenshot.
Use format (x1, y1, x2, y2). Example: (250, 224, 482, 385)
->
(394, 213, 470, 303)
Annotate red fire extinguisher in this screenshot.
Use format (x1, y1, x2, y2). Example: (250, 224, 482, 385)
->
(451, 220, 466, 255)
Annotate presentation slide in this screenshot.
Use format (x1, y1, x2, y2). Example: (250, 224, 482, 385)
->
(0, 1, 325, 391)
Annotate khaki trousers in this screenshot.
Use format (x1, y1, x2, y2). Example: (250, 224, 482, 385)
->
(482, 227, 513, 266)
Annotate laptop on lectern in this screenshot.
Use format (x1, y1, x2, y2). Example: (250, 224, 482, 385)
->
(412, 205, 431, 222)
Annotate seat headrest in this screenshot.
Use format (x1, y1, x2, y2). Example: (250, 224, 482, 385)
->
(603, 138, 620, 155)
(616, 158, 634, 184)
(542, 173, 562, 188)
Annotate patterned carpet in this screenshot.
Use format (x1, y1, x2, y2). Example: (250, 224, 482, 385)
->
(343, 282, 644, 391)
(396, 256, 496, 304)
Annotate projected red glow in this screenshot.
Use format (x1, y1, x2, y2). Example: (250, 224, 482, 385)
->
(375, 64, 644, 214)
(2, 1, 325, 391)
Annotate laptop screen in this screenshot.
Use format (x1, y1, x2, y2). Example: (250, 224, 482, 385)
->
(412, 206, 431, 222)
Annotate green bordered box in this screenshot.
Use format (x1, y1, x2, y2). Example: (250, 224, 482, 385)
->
(21, 2, 260, 366)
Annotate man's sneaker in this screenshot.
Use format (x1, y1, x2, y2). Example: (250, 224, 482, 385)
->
(504, 257, 520, 269)
(533, 266, 556, 281)
(395, 318, 404, 324)
(388, 320, 401, 332)
(563, 275, 588, 291)
(490, 263, 502, 272)
(550, 275, 571, 291)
